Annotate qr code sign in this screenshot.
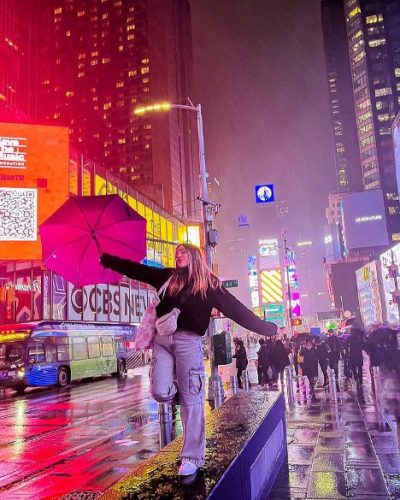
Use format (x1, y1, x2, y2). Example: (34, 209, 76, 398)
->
(0, 187, 38, 241)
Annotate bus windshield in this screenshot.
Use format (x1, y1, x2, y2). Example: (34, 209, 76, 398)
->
(0, 342, 25, 366)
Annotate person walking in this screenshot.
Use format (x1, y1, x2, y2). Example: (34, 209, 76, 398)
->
(233, 338, 248, 389)
(100, 244, 277, 477)
(300, 339, 319, 402)
(347, 327, 365, 385)
(326, 329, 341, 391)
(314, 337, 329, 387)
(365, 333, 383, 378)
(257, 337, 271, 386)
(270, 338, 290, 387)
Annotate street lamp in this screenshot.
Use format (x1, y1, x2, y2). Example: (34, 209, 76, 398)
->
(134, 100, 222, 400)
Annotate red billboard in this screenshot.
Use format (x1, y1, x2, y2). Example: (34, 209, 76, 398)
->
(0, 122, 69, 260)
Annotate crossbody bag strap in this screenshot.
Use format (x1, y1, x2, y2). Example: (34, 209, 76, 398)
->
(157, 275, 173, 298)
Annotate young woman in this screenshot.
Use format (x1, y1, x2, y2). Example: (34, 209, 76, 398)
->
(100, 244, 277, 477)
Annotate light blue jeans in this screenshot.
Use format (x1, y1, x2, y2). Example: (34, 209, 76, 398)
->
(151, 329, 205, 466)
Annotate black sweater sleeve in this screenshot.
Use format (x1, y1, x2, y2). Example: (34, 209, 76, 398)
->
(212, 288, 277, 337)
(100, 252, 171, 289)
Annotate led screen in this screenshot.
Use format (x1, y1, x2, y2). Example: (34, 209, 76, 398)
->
(0, 122, 69, 260)
(341, 189, 389, 250)
(394, 111, 400, 202)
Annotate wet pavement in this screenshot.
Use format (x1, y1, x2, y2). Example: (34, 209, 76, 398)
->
(0, 351, 399, 498)
(262, 355, 400, 499)
(0, 369, 165, 498)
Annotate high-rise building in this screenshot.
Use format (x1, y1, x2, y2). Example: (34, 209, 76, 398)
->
(322, 0, 400, 242)
(0, 0, 38, 120)
(38, 0, 199, 220)
(321, 0, 363, 193)
(343, 0, 400, 241)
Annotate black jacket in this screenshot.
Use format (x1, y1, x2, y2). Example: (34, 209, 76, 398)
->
(101, 253, 278, 337)
(258, 343, 271, 367)
(326, 335, 341, 362)
(270, 340, 290, 372)
(301, 347, 319, 378)
(233, 345, 248, 370)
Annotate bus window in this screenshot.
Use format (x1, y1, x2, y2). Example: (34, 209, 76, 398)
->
(72, 337, 88, 360)
(87, 336, 100, 358)
(45, 346, 57, 363)
(101, 337, 114, 357)
(0, 342, 25, 365)
(115, 336, 125, 353)
(56, 337, 70, 362)
(28, 344, 45, 364)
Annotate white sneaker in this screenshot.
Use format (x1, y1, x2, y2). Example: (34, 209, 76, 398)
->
(178, 460, 198, 476)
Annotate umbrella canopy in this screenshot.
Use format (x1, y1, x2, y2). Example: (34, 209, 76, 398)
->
(40, 194, 147, 287)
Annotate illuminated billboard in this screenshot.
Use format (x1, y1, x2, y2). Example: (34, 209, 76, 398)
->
(0, 122, 69, 260)
(356, 260, 384, 327)
(341, 189, 389, 250)
(394, 111, 400, 202)
(258, 238, 280, 269)
(260, 268, 283, 304)
(380, 243, 400, 324)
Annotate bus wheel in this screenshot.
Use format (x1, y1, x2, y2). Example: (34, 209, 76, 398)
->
(58, 367, 70, 387)
(117, 359, 126, 377)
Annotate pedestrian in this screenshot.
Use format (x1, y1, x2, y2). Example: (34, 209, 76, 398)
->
(233, 338, 248, 388)
(314, 337, 329, 387)
(325, 329, 341, 391)
(100, 244, 277, 477)
(300, 339, 319, 402)
(257, 337, 271, 386)
(347, 327, 365, 385)
(365, 333, 383, 377)
(270, 338, 290, 386)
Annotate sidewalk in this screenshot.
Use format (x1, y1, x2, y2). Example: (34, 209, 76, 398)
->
(261, 358, 400, 499)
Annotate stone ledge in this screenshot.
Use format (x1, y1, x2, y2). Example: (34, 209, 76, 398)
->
(102, 391, 286, 499)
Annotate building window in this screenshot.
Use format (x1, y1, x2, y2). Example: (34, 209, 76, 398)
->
(375, 87, 392, 97)
(369, 38, 386, 48)
(366, 14, 383, 24)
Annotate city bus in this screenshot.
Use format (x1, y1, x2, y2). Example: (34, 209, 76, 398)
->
(0, 321, 143, 392)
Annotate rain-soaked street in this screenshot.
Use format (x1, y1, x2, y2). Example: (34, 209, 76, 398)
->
(0, 366, 164, 498)
(1, 354, 400, 498)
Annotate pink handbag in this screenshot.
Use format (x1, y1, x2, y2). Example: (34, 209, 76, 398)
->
(134, 278, 171, 351)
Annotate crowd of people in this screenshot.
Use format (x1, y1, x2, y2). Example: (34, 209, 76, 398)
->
(232, 326, 400, 402)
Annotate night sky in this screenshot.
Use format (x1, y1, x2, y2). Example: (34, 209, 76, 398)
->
(190, 0, 336, 313)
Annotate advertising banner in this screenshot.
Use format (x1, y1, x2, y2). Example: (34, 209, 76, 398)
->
(380, 244, 400, 324)
(356, 260, 384, 327)
(0, 122, 69, 260)
(341, 189, 389, 250)
(67, 282, 156, 323)
(260, 268, 283, 304)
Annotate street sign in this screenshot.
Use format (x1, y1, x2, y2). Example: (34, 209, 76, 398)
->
(255, 184, 275, 204)
(221, 279, 238, 288)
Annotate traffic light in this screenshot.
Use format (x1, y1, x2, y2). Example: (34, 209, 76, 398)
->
(291, 318, 302, 326)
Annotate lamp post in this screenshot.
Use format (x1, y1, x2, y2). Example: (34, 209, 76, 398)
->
(282, 231, 294, 337)
(134, 100, 222, 401)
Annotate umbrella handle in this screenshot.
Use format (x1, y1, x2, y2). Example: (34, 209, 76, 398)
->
(92, 231, 104, 255)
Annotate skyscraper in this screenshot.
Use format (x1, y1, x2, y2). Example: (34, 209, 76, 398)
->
(0, 0, 38, 120)
(321, 0, 363, 194)
(322, 0, 400, 242)
(38, 0, 199, 220)
(344, 0, 400, 240)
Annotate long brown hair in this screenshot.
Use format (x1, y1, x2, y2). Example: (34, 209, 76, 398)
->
(168, 243, 222, 299)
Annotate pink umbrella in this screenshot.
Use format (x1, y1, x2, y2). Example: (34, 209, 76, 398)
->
(40, 194, 146, 286)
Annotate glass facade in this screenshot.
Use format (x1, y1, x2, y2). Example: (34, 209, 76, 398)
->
(38, 0, 200, 220)
(343, 0, 400, 241)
